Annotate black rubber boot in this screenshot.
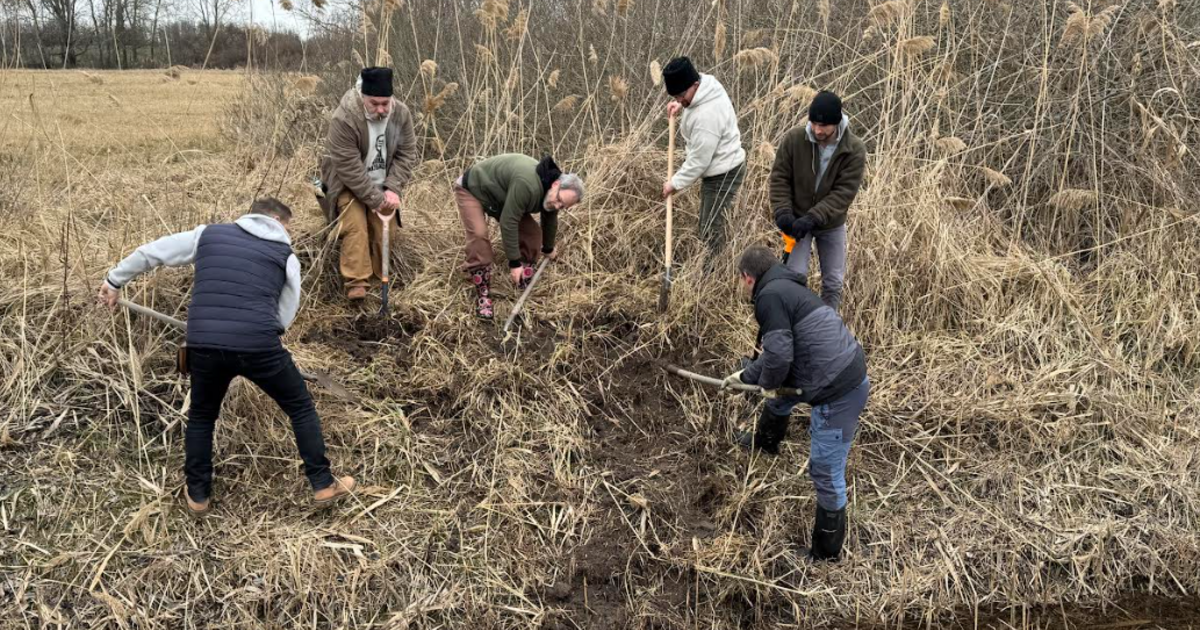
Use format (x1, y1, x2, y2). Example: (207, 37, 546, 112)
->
(808, 506, 847, 562)
(735, 407, 790, 455)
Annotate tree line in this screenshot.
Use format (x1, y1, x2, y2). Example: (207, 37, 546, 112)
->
(1, 0, 349, 70)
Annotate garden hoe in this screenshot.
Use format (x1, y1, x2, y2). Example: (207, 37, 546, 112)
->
(662, 363, 802, 398)
(503, 257, 551, 337)
(657, 112, 676, 313)
(117, 298, 357, 403)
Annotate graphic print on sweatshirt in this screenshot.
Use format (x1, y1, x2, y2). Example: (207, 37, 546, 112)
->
(365, 118, 388, 187)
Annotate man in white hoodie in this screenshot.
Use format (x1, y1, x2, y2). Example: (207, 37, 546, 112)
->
(96, 198, 357, 516)
(661, 56, 747, 258)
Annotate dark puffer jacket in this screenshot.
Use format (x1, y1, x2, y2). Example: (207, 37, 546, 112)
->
(741, 264, 866, 405)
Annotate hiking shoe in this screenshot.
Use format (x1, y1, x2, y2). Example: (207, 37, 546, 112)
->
(347, 286, 367, 301)
(314, 476, 357, 507)
(185, 490, 211, 518)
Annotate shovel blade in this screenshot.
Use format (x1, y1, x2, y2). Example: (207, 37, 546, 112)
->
(378, 282, 390, 317)
(657, 274, 672, 313)
(301, 370, 358, 403)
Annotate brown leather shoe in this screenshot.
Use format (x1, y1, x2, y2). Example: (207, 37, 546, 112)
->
(185, 491, 211, 518)
(313, 476, 357, 507)
(347, 286, 367, 301)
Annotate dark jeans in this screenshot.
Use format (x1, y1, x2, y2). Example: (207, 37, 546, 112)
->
(699, 161, 746, 257)
(186, 347, 334, 501)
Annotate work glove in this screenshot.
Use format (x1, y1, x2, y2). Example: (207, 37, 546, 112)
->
(721, 370, 745, 389)
(774, 212, 794, 234)
(788, 214, 817, 239)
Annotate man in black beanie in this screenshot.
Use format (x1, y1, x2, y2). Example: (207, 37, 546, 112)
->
(768, 90, 866, 311)
(320, 67, 419, 302)
(660, 56, 746, 259)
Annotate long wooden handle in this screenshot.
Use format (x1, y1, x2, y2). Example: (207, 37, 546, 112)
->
(663, 363, 803, 398)
(665, 114, 676, 269)
(377, 211, 395, 283)
(118, 298, 185, 330)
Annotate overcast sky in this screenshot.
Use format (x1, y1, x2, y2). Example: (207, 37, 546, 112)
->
(247, 0, 308, 36)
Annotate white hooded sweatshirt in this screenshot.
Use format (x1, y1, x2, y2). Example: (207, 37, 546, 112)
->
(671, 73, 746, 191)
(104, 214, 302, 330)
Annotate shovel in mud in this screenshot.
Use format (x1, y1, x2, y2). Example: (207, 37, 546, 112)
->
(376, 209, 397, 318)
(117, 298, 357, 403)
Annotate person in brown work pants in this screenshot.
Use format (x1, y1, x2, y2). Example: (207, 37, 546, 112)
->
(318, 66, 418, 302)
(454, 183, 543, 271)
(336, 192, 398, 289)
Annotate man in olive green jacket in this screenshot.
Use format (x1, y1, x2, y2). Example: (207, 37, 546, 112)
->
(769, 91, 866, 311)
(454, 153, 585, 319)
(319, 67, 419, 302)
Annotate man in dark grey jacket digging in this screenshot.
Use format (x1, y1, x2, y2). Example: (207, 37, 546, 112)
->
(723, 246, 870, 562)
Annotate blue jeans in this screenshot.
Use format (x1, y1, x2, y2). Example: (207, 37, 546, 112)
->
(768, 376, 870, 510)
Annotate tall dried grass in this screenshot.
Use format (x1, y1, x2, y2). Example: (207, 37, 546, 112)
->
(3, 0, 1200, 628)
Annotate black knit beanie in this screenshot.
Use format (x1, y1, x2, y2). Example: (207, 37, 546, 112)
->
(808, 91, 842, 125)
(662, 56, 701, 96)
(360, 67, 394, 97)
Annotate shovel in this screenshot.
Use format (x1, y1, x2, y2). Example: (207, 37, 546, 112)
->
(503, 257, 551, 335)
(657, 113, 676, 313)
(117, 298, 357, 403)
(662, 363, 802, 398)
(376, 210, 396, 317)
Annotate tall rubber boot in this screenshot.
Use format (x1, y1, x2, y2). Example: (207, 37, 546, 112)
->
(808, 505, 847, 562)
(470, 267, 494, 320)
(735, 407, 790, 455)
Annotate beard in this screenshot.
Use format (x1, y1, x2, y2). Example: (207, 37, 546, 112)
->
(364, 107, 392, 122)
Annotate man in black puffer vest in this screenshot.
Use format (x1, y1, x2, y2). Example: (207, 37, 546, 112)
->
(97, 198, 357, 516)
(723, 246, 870, 562)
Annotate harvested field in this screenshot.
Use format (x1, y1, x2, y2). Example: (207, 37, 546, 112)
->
(2, 0, 1200, 628)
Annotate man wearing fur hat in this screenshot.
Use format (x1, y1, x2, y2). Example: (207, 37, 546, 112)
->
(320, 66, 419, 302)
(769, 90, 867, 312)
(660, 56, 747, 258)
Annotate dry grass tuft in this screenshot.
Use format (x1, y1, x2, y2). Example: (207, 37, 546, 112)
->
(935, 135, 968, 154)
(552, 94, 580, 113)
(165, 65, 187, 80)
(592, 0, 610, 16)
(423, 83, 459, 116)
(547, 68, 561, 89)
(609, 76, 629, 102)
(279, 0, 294, 10)
(714, 21, 727, 61)
(649, 60, 662, 86)
(1062, 1, 1122, 47)
(742, 28, 773, 49)
(786, 84, 818, 105)
(1049, 187, 1098, 210)
(475, 0, 509, 32)
(981, 166, 1013, 187)
(898, 35, 936, 60)
(617, 0, 633, 16)
(80, 71, 104, 85)
(869, 0, 908, 27)
(293, 75, 321, 94)
(589, 44, 599, 65)
(505, 7, 529, 42)
(474, 44, 495, 65)
(420, 59, 438, 80)
(940, 0, 951, 25)
(733, 47, 778, 68)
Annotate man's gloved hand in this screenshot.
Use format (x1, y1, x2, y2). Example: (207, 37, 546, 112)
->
(789, 214, 817, 238)
(774, 212, 794, 234)
(721, 370, 745, 389)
